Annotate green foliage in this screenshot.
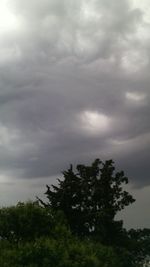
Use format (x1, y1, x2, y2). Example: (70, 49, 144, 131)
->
(0, 158, 149, 267)
(0, 201, 68, 242)
(0, 236, 126, 267)
(127, 228, 150, 266)
(43, 159, 135, 244)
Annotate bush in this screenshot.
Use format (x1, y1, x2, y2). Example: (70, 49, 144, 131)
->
(0, 237, 124, 267)
(0, 202, 68, 242)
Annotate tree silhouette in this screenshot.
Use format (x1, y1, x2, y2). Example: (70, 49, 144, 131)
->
(43, 159, 135, 244)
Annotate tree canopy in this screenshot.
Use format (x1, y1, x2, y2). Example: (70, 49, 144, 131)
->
(43, 159, 135, 244)
(0, 158, 150, 267)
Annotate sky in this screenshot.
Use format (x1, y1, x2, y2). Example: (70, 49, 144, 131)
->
(0, 0, 150, 229)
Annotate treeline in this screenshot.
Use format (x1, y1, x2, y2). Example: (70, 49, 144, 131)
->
(0, 159, 150, 267)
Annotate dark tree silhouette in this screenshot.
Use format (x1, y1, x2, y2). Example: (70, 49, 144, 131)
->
(43, 159, 135, 244)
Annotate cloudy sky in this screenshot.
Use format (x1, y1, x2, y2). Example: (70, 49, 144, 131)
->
(0, 0, 150, 228)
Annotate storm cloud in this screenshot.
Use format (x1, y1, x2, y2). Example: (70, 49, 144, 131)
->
(0, 0, 150, 214)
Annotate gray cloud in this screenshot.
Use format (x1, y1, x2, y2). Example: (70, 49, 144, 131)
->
(0, 0, 149, 197)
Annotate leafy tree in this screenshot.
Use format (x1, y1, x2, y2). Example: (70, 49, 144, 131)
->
(0, 201, 67, 242)
(126, 228, 150, 266)
(43, 159, 135, 244)
(0, 236, 127, 267)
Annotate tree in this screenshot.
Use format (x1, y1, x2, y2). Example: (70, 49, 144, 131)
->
(126, 228, 150, 266)
(43, 159, 135, 244)
(0, 201, 65, 242)
(0, 235, 125, 267)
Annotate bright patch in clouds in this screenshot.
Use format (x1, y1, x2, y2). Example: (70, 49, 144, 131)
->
(0, 124, 19, 147)
(81, 3, 101, 21)
(0, 0, 19, 33)
(79, 111, 110, 135)
(131, 0, 150, 23)
(121, 51, 148, 73)
(126, 92, 146, 102)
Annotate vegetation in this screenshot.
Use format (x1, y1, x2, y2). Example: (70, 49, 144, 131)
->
(0, 159, 149, 266)
(42, 159, 135, 244)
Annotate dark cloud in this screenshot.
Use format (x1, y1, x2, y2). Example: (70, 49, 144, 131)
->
(0, 0, 149, 197)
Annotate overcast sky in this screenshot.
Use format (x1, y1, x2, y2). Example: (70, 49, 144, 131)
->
(0, 0, 150, 228)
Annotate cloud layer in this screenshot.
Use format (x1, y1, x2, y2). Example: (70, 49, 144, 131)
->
(0, 0, 150, 194)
